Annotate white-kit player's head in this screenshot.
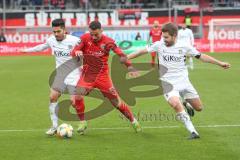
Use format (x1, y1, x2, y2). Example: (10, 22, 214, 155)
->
(52, 18, 66, 41)
(161, 23, 178, 47)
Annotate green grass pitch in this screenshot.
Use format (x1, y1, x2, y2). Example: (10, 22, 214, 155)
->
(0, 53, 240, 160)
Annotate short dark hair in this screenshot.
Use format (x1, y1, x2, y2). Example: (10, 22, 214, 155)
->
(52, 19, 65, 28)
(89, 21, 101, 30)
(161, 23, 178, 36)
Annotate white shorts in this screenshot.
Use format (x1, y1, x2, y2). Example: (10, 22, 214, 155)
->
(51, 68, 81, 95)
(162, 78, 199, 101)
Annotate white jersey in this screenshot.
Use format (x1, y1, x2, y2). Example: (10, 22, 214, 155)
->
(24, 34, 81, 81)
(146, 40, 200, 84)
(178, 28, 194, 46)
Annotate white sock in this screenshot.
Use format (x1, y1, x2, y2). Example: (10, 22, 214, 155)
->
(49, 102, 59, 128)
(176, 111, 198, 134)
(132, 118, 138, 124)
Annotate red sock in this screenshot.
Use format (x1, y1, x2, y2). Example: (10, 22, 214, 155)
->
(118, 103, 134, 122)
(75, 98, 85, 121)
(151, 55, 156, 67)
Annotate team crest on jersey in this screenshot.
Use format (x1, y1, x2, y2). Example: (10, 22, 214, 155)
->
(88, 41, 92, 46)
(77, 39, 81, 44)
(100, 44, 106, 50)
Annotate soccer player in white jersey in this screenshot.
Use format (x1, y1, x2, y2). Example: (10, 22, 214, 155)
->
(178, 23, 195, 70)
(20, 19, 87, 135)
(127, 22, 230, 139)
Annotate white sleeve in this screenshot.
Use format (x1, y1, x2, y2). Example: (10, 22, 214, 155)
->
(146, 41, 160, 53)
(24, 43, 50, 52)
(187, 45, 200, 57)
(190, 30, 194, 46)
(73, 37, 81, 48)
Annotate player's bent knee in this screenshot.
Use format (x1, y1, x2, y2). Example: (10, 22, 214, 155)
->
(70, 99, 76, 107)
(195, 106, 203, 112)
(168, 99, 181, 109)
(76, 87, 89, 96)
(70, 95, 83, 108)
(49, 95, 59, 103)
(50, 89, 61, 103)
(110, 98, 120, 107)
(49, 93, 59, 103)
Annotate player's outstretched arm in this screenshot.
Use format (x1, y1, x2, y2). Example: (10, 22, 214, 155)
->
(199, 53, 231, 69)
(19, 43, 49, 53)
(113, 47, 140, 77)
(147, 35, 151, 45)
(127, 48, 149, 60)
(71, 41, 84, 57)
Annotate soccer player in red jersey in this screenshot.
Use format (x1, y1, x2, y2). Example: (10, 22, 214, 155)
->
(72, 21, 141, 133)
(148, 20, 162, 68)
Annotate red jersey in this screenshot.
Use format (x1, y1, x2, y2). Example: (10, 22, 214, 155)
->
(149, 27, 162, 42)
(72, 33, 130, 76)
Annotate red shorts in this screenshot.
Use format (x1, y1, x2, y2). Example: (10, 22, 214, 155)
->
(77, 72, 118, 99)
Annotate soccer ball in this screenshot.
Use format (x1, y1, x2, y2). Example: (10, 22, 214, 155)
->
(57, 123, 73, 138)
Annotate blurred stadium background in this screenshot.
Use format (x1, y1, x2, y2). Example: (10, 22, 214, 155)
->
(0, 1, 240, 160)
(1, 0, 240, 54)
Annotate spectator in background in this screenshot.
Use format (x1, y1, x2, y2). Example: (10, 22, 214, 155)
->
(80, 0, 92, 9)
(120, 0, 126, 4)
(91, 0, 100, 8)
(148, 20, 162, 68)
(136, 0, 144, 8)
(99, 0, 108, 9)
(20, 0, 29, 5)
(43, 0, 49, 7)
(32, 0, 42, 5)
(0, 30, 7, 42)
(234, 0, 240, 7)
(51, 0, 58, 8)
(157, 0, 164, 7)
(58, 0, 65, 9)
(71, 0, 79, 8)
(178, 23, 195, 70)
(135, 32, 142, 40)
(50, 0, 65, 9)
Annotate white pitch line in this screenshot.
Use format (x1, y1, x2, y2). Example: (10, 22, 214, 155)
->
(90, 124, 240, 130)
(197, 124, 240, 128)
(0, 124, 240, 132)
(0, 129, 44, 132)
(188, 65, 240, 71)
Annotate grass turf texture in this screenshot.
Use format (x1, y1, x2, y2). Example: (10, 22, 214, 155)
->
(0, 53, 240, 160)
